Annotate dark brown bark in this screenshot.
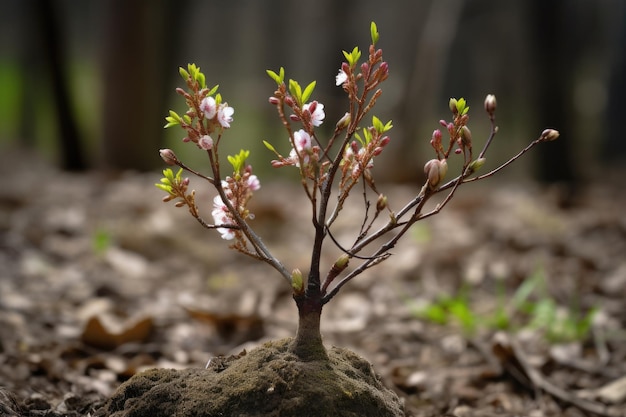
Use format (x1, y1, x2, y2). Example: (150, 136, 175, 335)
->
(34, 0, 86, 171)
(528, 0, 577, 186)
(290, 292, 327, 362)
(100, 0, 178, 171)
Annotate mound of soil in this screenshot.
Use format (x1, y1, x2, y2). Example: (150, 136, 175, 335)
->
(95, 338, 404, 417)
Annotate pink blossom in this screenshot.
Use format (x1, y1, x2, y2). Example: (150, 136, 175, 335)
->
(217, 104, 234, 128)
(288, 129, 312, 167)
(303, 101, 325, 127)
(200, 96, 217, 119)
(247, 175, 261, 191)
(294, 129, 312, 152)
(336, 69, 348, 86)
(198, 135, 213, 150)
(211, 196, 235, 240)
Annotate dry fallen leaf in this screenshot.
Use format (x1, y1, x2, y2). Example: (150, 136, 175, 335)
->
(81, 315, 153, 350)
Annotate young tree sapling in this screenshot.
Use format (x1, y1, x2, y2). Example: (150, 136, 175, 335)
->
(156, 22, 559, 362)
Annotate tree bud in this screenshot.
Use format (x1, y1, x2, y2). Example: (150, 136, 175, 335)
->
(424, 159, 448, 188)
(540, 129, 560, 142)
(336, 112, 351, 129)
(159, 149, 179, 166)
(330, 254, 350, 277)
(460, 126, 472, 146)
(449, 98, 458, 115)
(376, 194, 387, 211)
(291, 269, 304, 295)
(484, 94, 497, 114)
(431, 129, 442, 150)
(468, 157, 486, 174)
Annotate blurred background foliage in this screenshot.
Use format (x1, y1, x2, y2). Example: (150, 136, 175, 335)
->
(0, 0, 624, 187)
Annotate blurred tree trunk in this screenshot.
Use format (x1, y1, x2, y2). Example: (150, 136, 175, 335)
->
(527, 0, 577, 186)
(604, 4, 626, 163)
(394, 0, 464, 183)
(34, 0, 86, 171)
(100, 0, 178, 171)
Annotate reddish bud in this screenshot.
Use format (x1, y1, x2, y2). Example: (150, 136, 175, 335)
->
(361, 62, 369, 74)
(289, 114, 300, 122)
(431, 129, 442, 146)
(268, 96, 280, 105)
(378, 62, 389, 81)
(284, 96, 294, 107)
(159, 149, 179, 166)
(439, 120, 448, 128)
(379, 136, 391, 147)
(342, 62, 350, 73)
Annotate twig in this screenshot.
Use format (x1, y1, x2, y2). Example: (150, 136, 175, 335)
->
(494, 334, 622, 417)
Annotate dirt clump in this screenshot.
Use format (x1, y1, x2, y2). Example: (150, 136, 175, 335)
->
(95, 338, 404, 417)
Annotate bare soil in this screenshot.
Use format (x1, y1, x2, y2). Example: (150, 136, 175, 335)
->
(1, 150, 625, 416)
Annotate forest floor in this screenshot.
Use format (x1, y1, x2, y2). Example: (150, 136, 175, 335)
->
(0, 150, 625, 417)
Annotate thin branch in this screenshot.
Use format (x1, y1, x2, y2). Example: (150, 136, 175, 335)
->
(208, 151, 291, 283)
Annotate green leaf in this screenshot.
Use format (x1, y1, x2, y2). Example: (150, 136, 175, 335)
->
(164, 120, 179, 129)
(196, 71, 206, 89)
(354, 132, 364, 146)
(227, 149, 251, 174)
(168, 110, 181, 121)
(362, 128, 372, 144)
(302, 81, 316, 104)
(207, 84, 219, 96)
(371, 116, 392, 134)
(370, 21, 379, 45)
(155, 183, 172, 192)
(179, 66, 190, 80)
(164, 111, 181, 128)
(372, 116, 383, 133)
(449, 299, 476, 334)
(423, 303, 448, 325)
(342, 47, 362, 68)
(266, 68, 285, 85)
(263, 140, 278, 154)
(456, 98, 467, 115)
(163, 168, 174, 181)
(288, 79, 302, 105)
(383, 119, 393, 132)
